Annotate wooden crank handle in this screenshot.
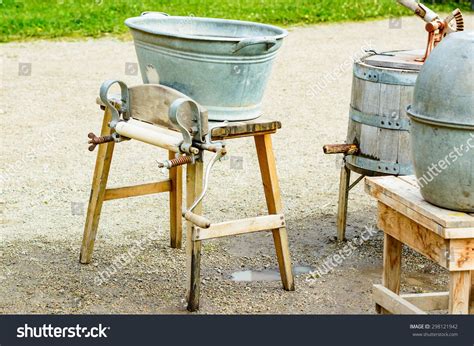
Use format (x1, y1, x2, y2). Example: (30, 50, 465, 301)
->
(182, 149, 225, 229)
(184, 211, 211, 229)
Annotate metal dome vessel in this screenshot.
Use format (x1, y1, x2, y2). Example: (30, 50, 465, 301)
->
(407, 31, 474, 212)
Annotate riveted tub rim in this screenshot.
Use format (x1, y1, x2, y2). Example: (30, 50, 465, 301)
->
(125, 15, 288, 42)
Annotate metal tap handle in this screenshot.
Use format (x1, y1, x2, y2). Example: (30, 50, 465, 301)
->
(397, 0, 439, 23)
(184, 149, 226, 229)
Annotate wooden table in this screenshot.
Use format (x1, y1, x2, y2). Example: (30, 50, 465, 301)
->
(365, 175, 474, 314)
(80, 96, 294, 311)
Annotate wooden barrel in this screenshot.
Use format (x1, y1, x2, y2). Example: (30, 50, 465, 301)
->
(345, 50, 422, 176)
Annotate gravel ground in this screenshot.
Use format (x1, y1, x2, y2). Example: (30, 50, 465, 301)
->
(1, 15, 472, 314)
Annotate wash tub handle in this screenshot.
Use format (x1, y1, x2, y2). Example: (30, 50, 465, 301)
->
(141, 11, 170, 17)
(233, 37, 277, 53)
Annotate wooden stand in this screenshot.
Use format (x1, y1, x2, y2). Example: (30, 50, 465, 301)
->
(336, 163, 365, 241)
(336, 164, 351, 241)
(80, 107, 183, 264)
(80, 104, 295, 312)
(185, 124, 295, 311)
(366, 176, 474, 314)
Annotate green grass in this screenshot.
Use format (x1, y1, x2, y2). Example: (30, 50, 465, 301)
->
(0, 0, 471, 42)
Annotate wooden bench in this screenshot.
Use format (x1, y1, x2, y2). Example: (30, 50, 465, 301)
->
(80, 96, 294, 311)
(365, 175, 474, 314)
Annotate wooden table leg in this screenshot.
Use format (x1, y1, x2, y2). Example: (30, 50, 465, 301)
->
(255, 134, 295, 291)
(169, 151, 183, 249)
(449, 271, 471, 314)
(378, 233, 402, 314)
(186, 161, 203, 311)
(336, 164, 351, 241)
(80, 108, 115, 264)
(471, 271, 474, 314)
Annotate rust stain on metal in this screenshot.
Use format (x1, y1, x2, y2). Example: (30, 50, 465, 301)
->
(87, 132, 114, 152)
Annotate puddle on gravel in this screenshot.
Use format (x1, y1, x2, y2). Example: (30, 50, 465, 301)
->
(231, 266, 314, 282)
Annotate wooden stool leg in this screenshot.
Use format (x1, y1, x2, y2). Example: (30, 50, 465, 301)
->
(169, 151, 183, 249)
(378, 233, 402, 314)
(255, 134, 295, 291)
(186, 161, 204, 311)
(449, 271, 471, 314)
(336, 164, 351, 241)
(80, 108, 115, 264)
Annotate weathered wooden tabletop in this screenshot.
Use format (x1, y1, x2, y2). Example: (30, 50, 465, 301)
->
(365, 175, 474, 240)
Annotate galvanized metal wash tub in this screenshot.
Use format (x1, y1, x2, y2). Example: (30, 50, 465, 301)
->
(125, 12, 288, 121)
(408, 31, 474, 212)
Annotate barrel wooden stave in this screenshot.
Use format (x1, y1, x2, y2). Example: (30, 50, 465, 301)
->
(345, 56, 418, 176)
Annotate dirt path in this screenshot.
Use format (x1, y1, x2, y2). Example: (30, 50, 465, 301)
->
(1, 15, 472, 314)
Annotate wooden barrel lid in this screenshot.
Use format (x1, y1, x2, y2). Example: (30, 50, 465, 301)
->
(363, 49, 424, 71)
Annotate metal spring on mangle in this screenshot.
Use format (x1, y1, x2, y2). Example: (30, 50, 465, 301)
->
(158, 155, 194, 169)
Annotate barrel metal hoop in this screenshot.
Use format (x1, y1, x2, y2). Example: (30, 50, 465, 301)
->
(346, 155, 413, 176)
(350, 107, 411, 131)
(353, 63, 417, 86)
